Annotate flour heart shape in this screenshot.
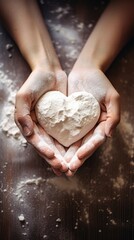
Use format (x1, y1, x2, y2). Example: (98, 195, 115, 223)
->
(35, 91, 100, 147)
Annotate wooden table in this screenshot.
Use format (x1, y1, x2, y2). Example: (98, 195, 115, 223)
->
(0, 1, 134, 239)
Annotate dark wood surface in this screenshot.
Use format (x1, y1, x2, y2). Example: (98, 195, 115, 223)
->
(0, 1, 134, 239)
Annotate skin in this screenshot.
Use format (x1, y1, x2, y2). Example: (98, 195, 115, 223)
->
(0, 0, 69, 173)
(65, 0, 134, 176)
(0, 0, 134, 176)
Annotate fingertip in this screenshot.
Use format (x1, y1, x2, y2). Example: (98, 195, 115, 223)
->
(106, 128, 113, 138)
(54, 155, 68, 172)
(77, 144, 89, 160)
(60, 164, 68, 173)
(68, 156, 80, 172)
(105, 119, 116, 138)
(77, 148, 86, 160)
(105, 96, 120, 137)
(52, 168, 62, 176)
(50, 160, 62, 169)
(65, 169, 76, 177)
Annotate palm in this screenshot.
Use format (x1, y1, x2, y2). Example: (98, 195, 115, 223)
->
(64, 69, 120, 175)
(15, 68, 68, 174)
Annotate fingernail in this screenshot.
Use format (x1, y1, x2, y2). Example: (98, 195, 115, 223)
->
(23, 126, 31, 136)
(69, 163, 77, 172)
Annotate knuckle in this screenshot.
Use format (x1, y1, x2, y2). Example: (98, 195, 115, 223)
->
(43, 71, 55, 88)
(15, 90, 30, 104)
(56, 70, 67, 82)
(16, 90, 26, 100)
(56, 71, 67, 89)
(15, 115, 26, 126)
(52, 162, 62, 169)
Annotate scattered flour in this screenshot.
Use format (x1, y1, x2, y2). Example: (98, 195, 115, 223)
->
(13, 176, 92, 226)
(18, 213, 25, 222)
(55, 6, 70, 19)
(0, 69, 13, 88)
(77, 22, 84, 30)
(83, 208, 89, 224)
(47, 176, 79, 193)
(130, 161, 134, 166)
(88, 23, 93, 29)
(112, 175, 125, 190)
(50, 5, 70, 18)
(43, 235, 47, 239)
(0, 69, 27, 146)
(46, 21, 82, 61)
(119, 111, 134, 158)
(107, 208, 112, 215)
(110, 219, 117, 225)
(15, 176, 80, 198)
(18, 177, 46, 189)
(39, 0, 44, 5)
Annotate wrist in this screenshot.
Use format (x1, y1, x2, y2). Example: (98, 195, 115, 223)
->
(31, 56, 61, 72)
(72, 44, 109, 73)
(71, 56, 102, 74)
(21, 43, 61, 72)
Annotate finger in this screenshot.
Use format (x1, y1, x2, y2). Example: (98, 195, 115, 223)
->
(15, 92, 34, 137)
(68, 155, 81, 172)
(36, 127, 68, 172)
(69, 124, 106, 172)
(78, 126, 106, 160)
(65, 169, 77, 177)
(64, 140, 82, 163)
(49, 142, 68, 172)
(31, 110, 38, 123)
(35, 146, 67, 170)
(27, 134, 55, 160)
(105, 93, 120, 137)
(32, 124, 68, 171)
(54, 140, 66, 156)
(52, 168, 63, 176)
(37, 141, 68, 172)
(68, 154, 88, 172)
(15, 113, 34, 137)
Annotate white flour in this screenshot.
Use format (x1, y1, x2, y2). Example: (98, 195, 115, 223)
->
(119, 111, 134, 158)
(35, 91, 100, 147)
(112, 175, 125, 190)
(0, 69, 27, 146)
(15, 176, 80, 198)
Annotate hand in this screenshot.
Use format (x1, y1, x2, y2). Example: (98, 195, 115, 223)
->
(15, 67, 68, 174)
(64, 68, 120, 175)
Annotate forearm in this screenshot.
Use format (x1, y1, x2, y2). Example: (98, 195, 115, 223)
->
(0, 0, 60, 70)
(73, 0, 134, 72)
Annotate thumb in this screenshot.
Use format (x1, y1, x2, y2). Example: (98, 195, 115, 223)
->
(15, 93, 34, 137)
(105, 93, 120, 137)
(15, 113, 34, 137)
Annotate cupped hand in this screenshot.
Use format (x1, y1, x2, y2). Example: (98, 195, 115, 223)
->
(15, 67, 68, 174)
(64, 68, 120, 176)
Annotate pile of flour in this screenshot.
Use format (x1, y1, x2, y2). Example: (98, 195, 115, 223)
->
(0, 69, 27, 146)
